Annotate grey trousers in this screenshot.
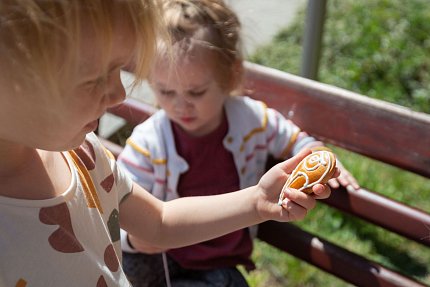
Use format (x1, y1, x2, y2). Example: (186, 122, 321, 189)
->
(123, 252, 250, 287)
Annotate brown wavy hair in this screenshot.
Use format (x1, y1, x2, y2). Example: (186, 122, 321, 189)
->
(158, 0, 244, 94)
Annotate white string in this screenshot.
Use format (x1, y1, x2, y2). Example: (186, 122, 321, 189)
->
(162, 252, 172, 287)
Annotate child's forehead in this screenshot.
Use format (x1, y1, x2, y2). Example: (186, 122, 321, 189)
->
(152, 58, 214, 89)
(77, 25, 136, 78)
(156, 47, 214, 73)
(78, 58, 123, 79)
(170, 40, 217, 62)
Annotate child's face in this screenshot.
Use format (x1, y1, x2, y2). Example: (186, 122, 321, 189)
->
(0, 17, 135, 151)
(150, 47, 229, 137)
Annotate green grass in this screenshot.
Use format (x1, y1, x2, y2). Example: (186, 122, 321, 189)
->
(251, 0, 430, 114)
(243, 148, 430, 287)
(245, 0, 430, 286)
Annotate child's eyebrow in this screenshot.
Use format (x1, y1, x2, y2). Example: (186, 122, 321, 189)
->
(188, 81, 211, 90)
(153, 82, 168, 88)
(81, 60, 124, 81)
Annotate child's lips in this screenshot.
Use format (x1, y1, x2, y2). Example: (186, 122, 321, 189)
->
(180, 116, 196, 123)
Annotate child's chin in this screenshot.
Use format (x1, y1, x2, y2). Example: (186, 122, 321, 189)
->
(52, 136, 86, 152)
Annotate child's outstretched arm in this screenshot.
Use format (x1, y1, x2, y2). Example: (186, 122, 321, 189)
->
(119, 149, 333, 249)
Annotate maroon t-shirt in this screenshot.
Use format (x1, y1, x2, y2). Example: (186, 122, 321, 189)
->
(168, 114, 255, 271)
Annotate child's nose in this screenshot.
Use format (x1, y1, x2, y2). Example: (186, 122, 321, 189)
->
(107, 72, 126, 107)
(174, 96, 192, 111)
(110, 84, 126, 106)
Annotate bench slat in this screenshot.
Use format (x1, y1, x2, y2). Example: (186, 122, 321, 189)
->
(244, 62, 430, 179)
(257, 221, 427, 287)
(323, 187, 430, 247)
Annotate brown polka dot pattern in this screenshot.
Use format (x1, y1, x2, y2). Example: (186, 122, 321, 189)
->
(15, 279, 27, 287)
(100, 174, 114, 193)
(74, 139, 96, 170)
(39, 203, 84, 253)
(96, 275, 108, 287)
(104, 244, 119, 272)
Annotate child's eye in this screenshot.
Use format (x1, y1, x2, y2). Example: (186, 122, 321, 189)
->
(160, 90, 176, 97)
(84, 68, 117, 91)
(84, 75, 108, 89)
(83, 79, 103, 91)
(189, 89, 206, 97)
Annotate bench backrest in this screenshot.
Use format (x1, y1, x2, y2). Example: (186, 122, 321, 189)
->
(104, 62, 430, 287)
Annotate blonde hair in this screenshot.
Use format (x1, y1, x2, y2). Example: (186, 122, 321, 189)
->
(160, 0, 244, 94)
(0, 0, 163, 96)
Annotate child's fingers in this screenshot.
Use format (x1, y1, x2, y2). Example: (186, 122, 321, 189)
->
(342, 174, 360, 190)
(327, 167, 342, 189)
(337, 175, 351, 188)
(328, 178, 340, 189)
(277, 148, 312, 174)
(312, 183, 332, 199)
(350, 179, 360, 190)
(281, 188, 316, 211)
(281, 199, 308, 221)
(333, 167, 341, 178)
(336, 169, 360, 190)
(279, 184, 331, 222)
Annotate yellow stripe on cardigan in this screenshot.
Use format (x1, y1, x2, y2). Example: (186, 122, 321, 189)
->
(279, 129, 300, 159)
(127, 138, 167, 165)
(240, 102, 269, 152)
(103, 146, 115, 160)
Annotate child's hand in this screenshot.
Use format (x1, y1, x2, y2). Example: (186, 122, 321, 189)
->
(327, 159, 360, 192)
(255, 149, 333, 222)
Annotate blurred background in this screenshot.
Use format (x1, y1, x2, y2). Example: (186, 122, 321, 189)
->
(104, 1, 430, 286)
(244, 1, 430, 286)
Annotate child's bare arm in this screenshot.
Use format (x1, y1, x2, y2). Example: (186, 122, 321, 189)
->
(119, 149, 332, 249)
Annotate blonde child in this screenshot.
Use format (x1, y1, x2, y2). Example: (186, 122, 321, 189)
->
(117, 0, 358, 286)
(0, 1, 334, 286)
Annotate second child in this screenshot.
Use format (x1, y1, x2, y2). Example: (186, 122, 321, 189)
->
(118, 0, 359, 286)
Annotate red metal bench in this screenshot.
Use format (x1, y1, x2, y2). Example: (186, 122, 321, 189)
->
(101, 62, 430, 287)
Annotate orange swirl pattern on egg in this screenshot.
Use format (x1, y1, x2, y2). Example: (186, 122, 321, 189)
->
(278, 150, 336, 204)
